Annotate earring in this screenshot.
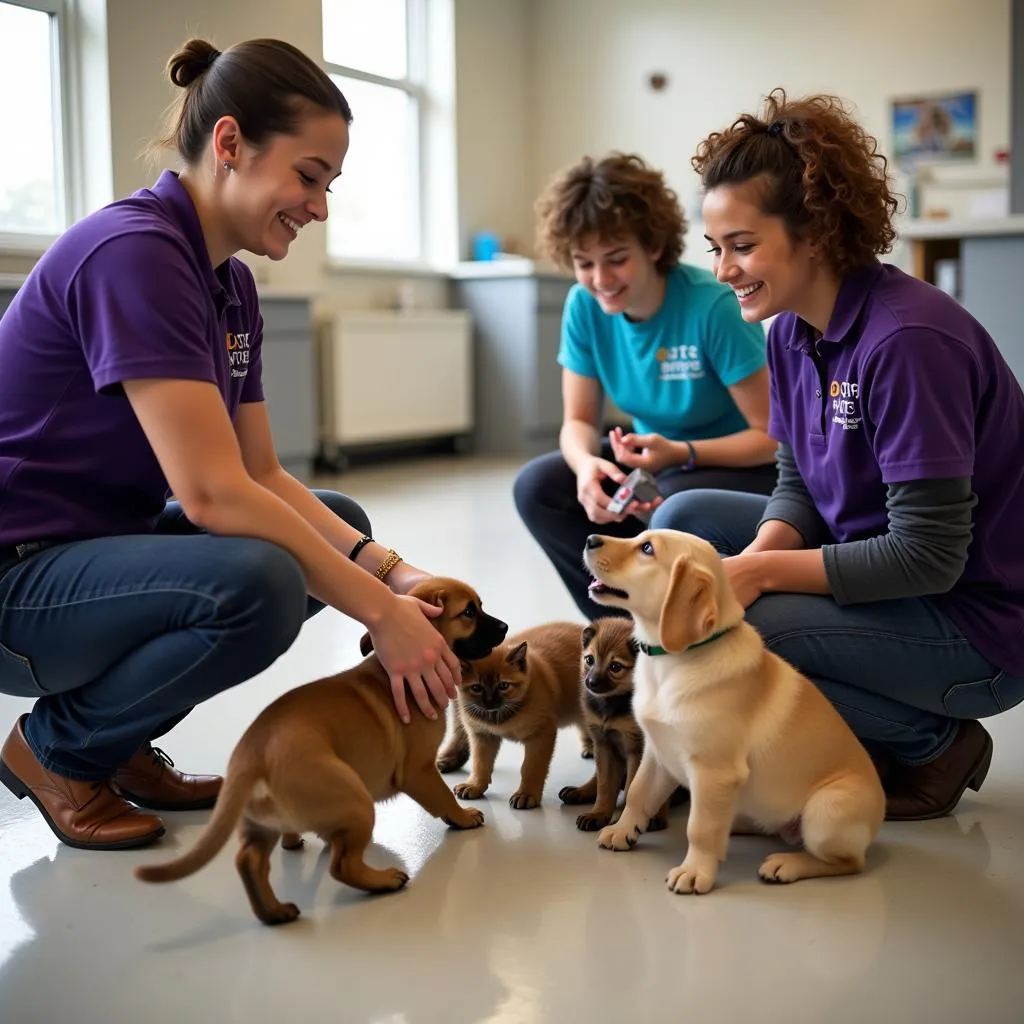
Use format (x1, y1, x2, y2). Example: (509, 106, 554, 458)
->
(222, 160, 232, 173)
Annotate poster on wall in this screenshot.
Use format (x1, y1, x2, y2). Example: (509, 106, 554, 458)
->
(891, 91, 978, 164)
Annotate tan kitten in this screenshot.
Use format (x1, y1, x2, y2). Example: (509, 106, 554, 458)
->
(452, 621, 584, 809)
(559, 618, 679, 831)
(437, 700, 591, 773)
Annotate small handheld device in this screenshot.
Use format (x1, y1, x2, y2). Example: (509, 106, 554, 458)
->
(606, 468, 662, 522)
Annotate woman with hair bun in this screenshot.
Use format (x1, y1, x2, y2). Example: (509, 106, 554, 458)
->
(0, 38, 463, 851)
(653, 88, 1024, 820)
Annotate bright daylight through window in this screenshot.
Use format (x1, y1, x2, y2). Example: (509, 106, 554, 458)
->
(322, 0, 422, 263)
(0, 0, 69, 243)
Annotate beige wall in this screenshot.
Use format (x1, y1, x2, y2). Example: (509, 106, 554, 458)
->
(528, 0, 1012, 273)
(4, 1, 1013, 297)
(454, 0, 534, 259)
(103, 0, 439, 313)
(101, 0, 532, 313)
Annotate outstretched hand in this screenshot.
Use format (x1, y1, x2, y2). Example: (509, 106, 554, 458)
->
(721, 553, 765, 609)
(366, 594, 462, 724)
(575, 454, 630, 524)
(609, 427, 678, 476)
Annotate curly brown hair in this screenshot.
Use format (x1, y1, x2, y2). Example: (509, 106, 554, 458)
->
(534, 153, 686, 274)
(691, 89, 902, 274)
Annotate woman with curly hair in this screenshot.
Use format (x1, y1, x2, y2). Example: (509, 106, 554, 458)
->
(652, 89, 1024, 820)
(514, 153, 777, 620)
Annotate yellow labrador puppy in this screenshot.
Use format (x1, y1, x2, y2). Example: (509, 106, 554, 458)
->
(583, 530, 884, 894)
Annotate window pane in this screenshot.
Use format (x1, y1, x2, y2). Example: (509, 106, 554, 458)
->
(322, 0, 407, 80)
(327, 77, 420, 262)
(0, 3, 61, 235)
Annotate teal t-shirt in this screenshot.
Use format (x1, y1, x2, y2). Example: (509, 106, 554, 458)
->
(557, 263, 767, 441)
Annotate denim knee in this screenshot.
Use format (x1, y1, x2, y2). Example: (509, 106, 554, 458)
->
(514, 451, 570, 523)
(312, 489, 372, 538)
(212, 540, 308, 675)
(513, 454, 545, 516)
(650, 489, 727, 532)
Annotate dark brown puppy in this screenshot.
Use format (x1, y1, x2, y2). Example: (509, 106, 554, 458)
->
(559, 619, 676, 831)
(135, 579, 507, 926)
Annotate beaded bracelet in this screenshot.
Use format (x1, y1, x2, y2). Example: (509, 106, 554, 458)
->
(374, 548, 402, 581)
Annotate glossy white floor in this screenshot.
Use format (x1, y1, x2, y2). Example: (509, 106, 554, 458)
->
(2, 455, 1023, 1024)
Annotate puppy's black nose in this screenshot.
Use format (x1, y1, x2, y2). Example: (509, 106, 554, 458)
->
(585, 535, 604, 550)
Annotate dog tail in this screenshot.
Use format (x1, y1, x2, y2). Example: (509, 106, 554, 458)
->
(134, 764, 259, 884)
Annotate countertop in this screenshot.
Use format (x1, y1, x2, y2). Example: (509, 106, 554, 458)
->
(447, 258, 573, 280)
(899, 214, 1024, 240)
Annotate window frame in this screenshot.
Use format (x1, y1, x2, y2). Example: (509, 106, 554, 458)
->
(321, 0, 428, 266)
(0, 0, 80, 253)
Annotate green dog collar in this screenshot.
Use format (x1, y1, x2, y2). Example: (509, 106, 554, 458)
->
(638, 627, 735, 656)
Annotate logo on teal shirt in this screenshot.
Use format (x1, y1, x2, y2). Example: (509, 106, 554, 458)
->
(656, 344, 704, 382)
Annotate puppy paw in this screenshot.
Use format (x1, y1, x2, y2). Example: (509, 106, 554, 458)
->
(576, 810, 612, 832)
(647, 814, 669, 833)
(757, 853, 803, 884)
(453, 781, 487, 800)
(367, 868, 410, 894)
(444, 807, 485, 830)
(598, 824, 640, 851)
(260, 902, 302, 926)
(436, 748, 469, 774)
(280, 833, 304, 851)
(666, 860, 716, 895)
(509, 790, 541, 810)
(558, 784, 592, 805)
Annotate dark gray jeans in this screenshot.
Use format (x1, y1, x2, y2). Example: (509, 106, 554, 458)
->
(513, 442, 777, 620)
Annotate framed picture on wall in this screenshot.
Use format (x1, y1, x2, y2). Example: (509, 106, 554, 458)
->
(891, 91, 978, 164)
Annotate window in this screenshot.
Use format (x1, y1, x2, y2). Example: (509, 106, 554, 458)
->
(321, 0, 424, 264)
(0, 0, 73, 247)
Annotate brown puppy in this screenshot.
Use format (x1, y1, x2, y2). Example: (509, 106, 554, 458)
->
(453, 621, 584, 809)
(585, 531, 885, 894)
(135, 578, 508, 926)
(559, 618, 674, 832)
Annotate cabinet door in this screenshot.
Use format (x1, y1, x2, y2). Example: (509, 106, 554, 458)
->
(260, 334, 317, 465)
(257, 299, 317, 474)
(529, 277, 572, 437)
(961, 236, 1024, 387)
(532, 309, 564, 434)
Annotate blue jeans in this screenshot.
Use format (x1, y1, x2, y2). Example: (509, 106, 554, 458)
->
(650, 490, 1024, 765)
(0, 491, 368, 780)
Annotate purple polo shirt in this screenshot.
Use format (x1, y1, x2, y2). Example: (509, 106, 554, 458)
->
(767, 261, 1024, 677)
(0, 170, 264, 547)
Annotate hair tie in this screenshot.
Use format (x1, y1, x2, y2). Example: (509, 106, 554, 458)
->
(767, 120, 785, 138)
(206, 49, 221, 69)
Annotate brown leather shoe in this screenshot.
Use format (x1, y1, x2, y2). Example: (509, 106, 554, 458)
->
(885, 720, 994, 821)
(111, 745, 221, 811)
(0, 715, 165, 850)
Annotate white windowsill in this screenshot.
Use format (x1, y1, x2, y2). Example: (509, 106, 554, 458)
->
(325, 257, 448, 278)
(0, 235, 56, 257)
(448, 258, 572, 280)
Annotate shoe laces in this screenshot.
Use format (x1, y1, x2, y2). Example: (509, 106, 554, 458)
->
(148, 746, 175, 769)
